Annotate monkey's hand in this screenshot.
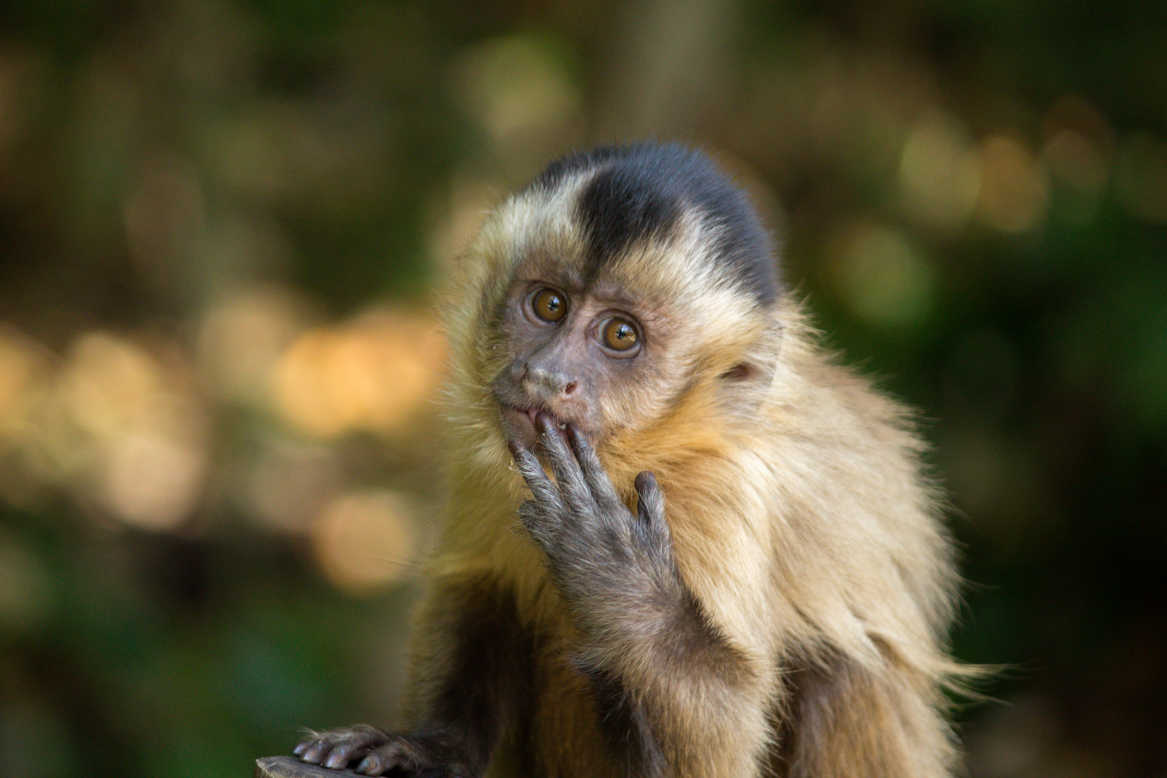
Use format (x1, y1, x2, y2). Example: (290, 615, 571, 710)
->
(509, 413, 679, 628)
(293, 725, 473, 777)
(511, 414, 766, 774)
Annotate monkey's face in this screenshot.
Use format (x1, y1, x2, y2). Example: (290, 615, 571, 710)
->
(448, 146, 783, 469)
(482, 240, 776, 463)
(488, 260, 671, 450)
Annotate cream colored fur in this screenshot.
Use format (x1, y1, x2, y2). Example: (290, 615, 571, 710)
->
(415, 168, 963, 777)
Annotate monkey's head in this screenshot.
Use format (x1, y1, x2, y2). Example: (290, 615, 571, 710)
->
(445, 144, 782, 476)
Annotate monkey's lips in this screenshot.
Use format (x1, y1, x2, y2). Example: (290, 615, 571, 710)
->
(499, 404, 568, 449)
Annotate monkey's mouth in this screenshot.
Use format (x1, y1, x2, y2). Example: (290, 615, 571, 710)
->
(498, 403, 568, 449)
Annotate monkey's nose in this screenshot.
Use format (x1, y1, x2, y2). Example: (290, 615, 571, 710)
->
(524, 364, 578, 401)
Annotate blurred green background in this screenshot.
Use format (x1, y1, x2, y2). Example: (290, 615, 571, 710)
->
(1, 0, 1165, 776)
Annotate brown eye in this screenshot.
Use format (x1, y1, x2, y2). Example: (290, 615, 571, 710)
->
(531, 288, 567, 322)
(601, 317, 639, 352)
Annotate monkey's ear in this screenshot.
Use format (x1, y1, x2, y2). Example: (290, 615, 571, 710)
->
(719, 318, 783, 386)
(719, 363, 756, 381)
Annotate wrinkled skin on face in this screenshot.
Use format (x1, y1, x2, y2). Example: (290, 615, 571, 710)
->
(490, 272, 659, 451)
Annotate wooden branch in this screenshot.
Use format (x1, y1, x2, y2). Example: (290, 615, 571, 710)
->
(255, 756, 365, 778)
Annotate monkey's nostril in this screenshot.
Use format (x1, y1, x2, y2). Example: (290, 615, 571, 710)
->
(563, 381, 577, 396)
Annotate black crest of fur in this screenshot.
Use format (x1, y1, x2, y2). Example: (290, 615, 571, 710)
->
(529, 143, 780, 306)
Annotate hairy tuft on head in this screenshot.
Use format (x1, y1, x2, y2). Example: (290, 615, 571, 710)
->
(529, 143, 780, 307)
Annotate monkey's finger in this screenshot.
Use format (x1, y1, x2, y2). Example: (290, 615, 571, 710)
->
(634, 471, 668, 532)
(355, 742, 405, 776)
(292, 729, 319, 757)
(536, 413, 592, 514)
(296, 737, 328, 764)
(295, 725, 386, 769)
(566, 426, 622, 511)
(519, 499, 559, 551)
(509, 440, 564, 514)
(322, 738, 375, 770)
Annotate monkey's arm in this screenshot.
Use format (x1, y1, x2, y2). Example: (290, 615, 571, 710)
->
(511, 415, 769, 778)
(293, 578, 532, 777)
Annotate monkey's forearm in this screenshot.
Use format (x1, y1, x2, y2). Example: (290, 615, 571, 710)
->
(576, 585, 769, 778)
(399, 578, 536, 765)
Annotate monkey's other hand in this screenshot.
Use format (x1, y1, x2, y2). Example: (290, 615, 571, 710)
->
(509, 413, 677, 614)
(293, 725, 473, 777)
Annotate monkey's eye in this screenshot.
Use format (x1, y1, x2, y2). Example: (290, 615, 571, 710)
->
(531, 288, 567, 323)
(600, 317, 639, 352)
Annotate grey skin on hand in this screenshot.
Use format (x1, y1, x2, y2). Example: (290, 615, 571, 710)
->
(290, 725, 472, 777)
(508, 412, 678, 620)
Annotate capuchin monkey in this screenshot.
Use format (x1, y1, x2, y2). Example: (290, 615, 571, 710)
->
(292, 143, 965, 776)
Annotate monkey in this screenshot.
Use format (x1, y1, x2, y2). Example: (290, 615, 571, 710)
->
(291, 143, 966, 777)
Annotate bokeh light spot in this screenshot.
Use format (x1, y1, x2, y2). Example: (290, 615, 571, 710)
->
(311, 490, 419, 593)
(272, 308, 446, 438)
(198, 286, 308, 404)
(829, 222, 936, 328)
(976, 136, 1050, 233)
(55, 332, 209, 530)
(899, 112, 981, 232)
(451, 35, 581, 149)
